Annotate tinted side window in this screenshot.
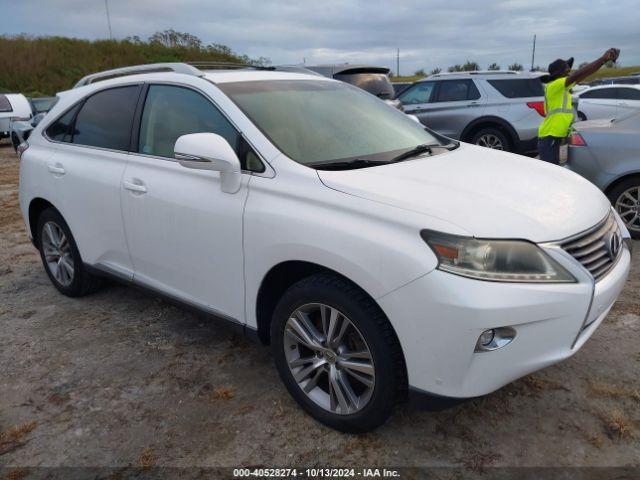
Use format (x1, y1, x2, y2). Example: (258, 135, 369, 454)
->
(434, 80, 479, 102)
(73, 86, 140, 150)
(138, 85, 240, 159)
(618, 88, 640, 100)
(0, 94, 12, 112)
(581, 88, 618, 99)
(399, 82, 435, 105)
(488, 79, 544, 98)
(45, 104, 82, 142)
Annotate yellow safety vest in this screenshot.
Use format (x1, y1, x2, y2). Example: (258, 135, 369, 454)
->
(538, 77, 574, 138)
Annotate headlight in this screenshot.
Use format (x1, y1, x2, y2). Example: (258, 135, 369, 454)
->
(421, 230, 576, 283)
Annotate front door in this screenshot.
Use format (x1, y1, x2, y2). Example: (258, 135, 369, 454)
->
(120, 84, 250, 322)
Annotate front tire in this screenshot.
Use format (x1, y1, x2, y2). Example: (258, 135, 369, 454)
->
(271, 273, 406, 433)
(608, 177, 640, 239)
(36, 208, 101, 296)
(471, 127, 511, 151)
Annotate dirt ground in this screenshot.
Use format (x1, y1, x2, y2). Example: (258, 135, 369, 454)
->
(1, 142, 639, 474)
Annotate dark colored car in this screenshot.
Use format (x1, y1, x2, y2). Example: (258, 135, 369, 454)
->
(304, 64, 402, 109)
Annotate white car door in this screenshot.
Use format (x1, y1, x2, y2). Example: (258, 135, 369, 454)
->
(578, 87, 618, 119)
(616, 87, 640, 117)
(41, 85, 141, 279)
(120, 83, 251, 322)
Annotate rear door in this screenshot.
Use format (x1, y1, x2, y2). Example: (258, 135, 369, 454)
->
(417, 79, 485, 138)
(579, 88, 619, 119)
(616, 87, 640, 116)
(42, 84, 141, 279)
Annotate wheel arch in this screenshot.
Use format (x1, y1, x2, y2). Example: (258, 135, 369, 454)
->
(28, 197, 57, 243)
(461, 116, 519, 148)
(604, 171, 640, 200)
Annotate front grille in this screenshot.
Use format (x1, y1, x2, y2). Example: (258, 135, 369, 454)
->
(561, 212, 622, 282)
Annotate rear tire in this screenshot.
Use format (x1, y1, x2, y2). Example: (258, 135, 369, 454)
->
(36, 208, 102, 296)
(270, 273, 406, 433)
(607, 177, 640, 239)
(471, 127, 511, 152)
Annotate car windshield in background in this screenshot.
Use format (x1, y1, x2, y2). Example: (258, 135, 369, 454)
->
(30, 97, 58, 113)
(488, 79, 544, 98)
(219, 80, 439, 166)
(0, 94, 13, 113)
(333, 72, 396, 100)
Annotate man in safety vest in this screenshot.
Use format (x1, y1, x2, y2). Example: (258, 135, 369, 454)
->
(538, 48, 620, 164)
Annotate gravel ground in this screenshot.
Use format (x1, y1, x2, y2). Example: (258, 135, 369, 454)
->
(1, 142, 639, 474)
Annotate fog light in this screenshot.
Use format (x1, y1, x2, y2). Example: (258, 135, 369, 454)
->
(479, 329, 495, 347)
(475, 327, 516, 352)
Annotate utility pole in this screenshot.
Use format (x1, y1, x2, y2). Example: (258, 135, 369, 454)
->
(396, 48, 400, 77)
(530, 34, 536, 71)
(105, 0, 113, 40)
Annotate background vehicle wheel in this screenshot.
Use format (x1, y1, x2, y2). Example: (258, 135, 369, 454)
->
(271, 273, 406, 433)
(36, 208, 101, 296)
(471, 127, 510, 151)
(577, 111, 587, 122)
(608, 177, 640, 239)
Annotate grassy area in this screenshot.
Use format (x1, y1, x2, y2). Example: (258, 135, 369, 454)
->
(392, 66, 640, 84)
(0, 34, 255, 96)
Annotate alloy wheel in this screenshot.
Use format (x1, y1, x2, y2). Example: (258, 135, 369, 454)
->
(615, 187, 640, 232)
(41, 221, 75, 287)
(283, 303, 375, 415)
(476, 133, 504, 150)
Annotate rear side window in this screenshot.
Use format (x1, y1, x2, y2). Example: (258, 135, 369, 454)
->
(487, 79, 544, 98)
(398, 82, 435, 105)
(580, 88, 618, 99)
(45, 104, 82, 142)
(618, 88, 640, 100)
(0, 94, 12, 113)
(73, 86, 140, 150)
(434, 80, 480, 102)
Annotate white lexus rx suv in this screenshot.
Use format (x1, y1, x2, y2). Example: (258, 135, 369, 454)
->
(18, 63, 631, 432)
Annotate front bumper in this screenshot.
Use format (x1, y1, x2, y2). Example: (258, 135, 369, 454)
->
(378, 244, 630, 398)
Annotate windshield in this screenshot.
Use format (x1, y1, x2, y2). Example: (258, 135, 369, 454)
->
(219, 80, 439, 166)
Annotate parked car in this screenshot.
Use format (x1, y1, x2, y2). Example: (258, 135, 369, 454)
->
(19, 63, 630, 432)
(305, 64, 402, 109)
(588, 75, 640, 87)
(392, 81, 412, 96)
(566, 112, 640, 237)
(0, 93, 32, 140)
(575, 85, 640, 121)
(397, 71, 546, 153)
(10, 96, 57, 150)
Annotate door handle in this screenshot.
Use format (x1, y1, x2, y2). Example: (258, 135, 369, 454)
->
(123, 180, 147, 194)
(467, 102, 480, 107)
(47, 163, 66, 175)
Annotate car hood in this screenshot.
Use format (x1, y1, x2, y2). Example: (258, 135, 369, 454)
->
(317, 144, 610, 242)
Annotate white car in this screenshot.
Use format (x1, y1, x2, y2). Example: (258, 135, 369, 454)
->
(0, 93, 32, 140)
(576, 84, 640, 121)
(18, 63, 631, 432)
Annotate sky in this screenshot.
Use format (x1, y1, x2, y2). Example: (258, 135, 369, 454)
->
(2, 0, 640, 75)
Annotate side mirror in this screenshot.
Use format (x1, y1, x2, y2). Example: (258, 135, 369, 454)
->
(31, 113, 46, 127)
(174, 133, 242, 194)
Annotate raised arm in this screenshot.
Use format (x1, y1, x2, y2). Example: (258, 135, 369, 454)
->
(567, 48, 620, 86)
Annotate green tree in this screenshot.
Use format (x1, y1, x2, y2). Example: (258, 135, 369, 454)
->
(414, 68, 426, 77)
(447, 64, 462, 72)
(430, 67, 442, 75)
(462, 60, 480, 71)
(149, 29, 202, 49)
(487, 62, 500, 70)
(508, 62, 524, 71)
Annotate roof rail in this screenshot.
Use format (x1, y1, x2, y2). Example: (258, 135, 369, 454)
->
(73, 63, 203, 88)
(186, 61, 275, 71)
(430, 70, 520, 78)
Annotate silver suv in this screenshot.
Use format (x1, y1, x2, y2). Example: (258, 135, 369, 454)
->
(398, 71, 546, 153)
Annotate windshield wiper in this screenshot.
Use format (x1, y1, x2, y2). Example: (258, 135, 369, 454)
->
(309, 158, 391, 171)
(389, 144, 435, 163)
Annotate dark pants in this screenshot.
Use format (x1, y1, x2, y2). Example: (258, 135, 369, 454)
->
(538, 136, 564, 164)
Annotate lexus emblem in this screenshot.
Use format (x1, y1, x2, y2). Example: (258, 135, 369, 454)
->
(605, 230, 622, 260)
